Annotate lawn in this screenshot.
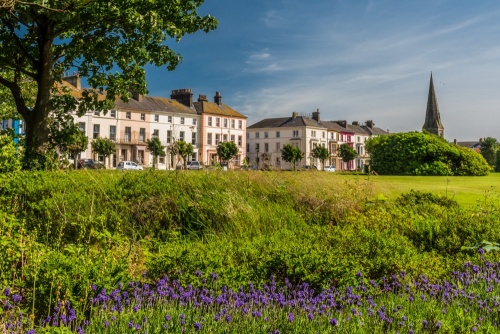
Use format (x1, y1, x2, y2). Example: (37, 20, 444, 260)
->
(345, 172, 500, 207)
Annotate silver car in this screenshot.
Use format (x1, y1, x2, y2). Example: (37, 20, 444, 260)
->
(187, 161, 203, 170)
(116, 161, 144, 171)
(324, 166, 336, 172)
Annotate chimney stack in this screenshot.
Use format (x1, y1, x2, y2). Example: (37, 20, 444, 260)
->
(197, 94, 208, 102)
(312, 109, 320, 122)
(62, 73, 81, 90)
(131, 90, 143, 102)
(292, 112, 298, 119)
(214, 91, 222, 105)
(171, 88, 193, 107)
(365, 120, 374, 128)
(334, 120, 347, 128)
(352, 121, 359, 126)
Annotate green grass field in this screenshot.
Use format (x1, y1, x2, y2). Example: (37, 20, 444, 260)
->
(342, 172, 500, 207)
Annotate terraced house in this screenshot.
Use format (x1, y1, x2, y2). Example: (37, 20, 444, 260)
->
(247, 110, 387, 171)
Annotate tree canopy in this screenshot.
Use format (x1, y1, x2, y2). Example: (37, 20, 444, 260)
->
(339, 144, 357, 165)
(0, 0, 217, 168)
(146, 137, 166, 170)
(281, 144, 304, 171)
(92, 137, 116, 167)
(479, 137, 498, 167)
(175, 140, 193, 169)
(312, 145, 329, 170)
(217, 141, 239, 164)
(366, 132, 490, 176)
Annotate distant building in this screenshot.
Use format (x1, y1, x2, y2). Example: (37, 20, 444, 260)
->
(422, 73, 445, 137)
(247, 110, 388, 171)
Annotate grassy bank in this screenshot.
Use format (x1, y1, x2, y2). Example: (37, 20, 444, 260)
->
(0, 170, 499, 332)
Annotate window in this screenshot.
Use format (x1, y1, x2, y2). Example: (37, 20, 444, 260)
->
(126, 112, 131, 119)
(207, 133, 213, 145)
(276, 131, 280, 138)
(216, 118, 220, 127)
(78, 122, 86, 132)
(215, 134, 220, 144)
(168, 115, 172, 123)
(140, 113, 145, 121)
(94, 110, 100, 116)
(155, 114, 159, 122)
(109, 125, 116, 140)
(153, 129, 159, 137)
(179, 131, 185, 141)
(208, 117, 212, 126)
(264, 132, 269, 139)
(357, 136, 361, 142)
(276, 142, 281, 151)
(264, 143, 269, 153)
(323, 132, 326, 139)
(223, 134, 228, 142)
(293, 130, 299, 137)
(311, 130, 316, 137)
(93, 124, 100, 139)
(139, 128, 146, 142)
(246, 133, 250, 139)
(255, 132, 260, 139)
(192, 118, 197, 125)
(167, 130, 172, 144)
(238, 120, 242, 129)
(110, 110, 116, 118)
(238, 135, 242, 147)
(125, 127, 131, 142)
(231, 119, 235, 128)
(180, 117, 185, 125)
(255, 143, 260, 152)
(192, 132, 196, 145)
(223, 118, 228, 128)
(246, 143, 250, 153)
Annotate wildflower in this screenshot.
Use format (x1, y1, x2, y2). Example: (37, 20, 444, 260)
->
(330, 318, 338, 326)
(165, 315, 171, 321)
(288, 312, 294, 323)
(196, 270, 202, 277)
(194, 322, 202, 332)
(135, 324, 141, 330)
(422, 320, 428, 329)
(226, 315, 232, 323)
(210, 272, 219, 282)
(308, 313, 314, 321)
(128, 321, 134, 328)
(104, 320, 109, 328)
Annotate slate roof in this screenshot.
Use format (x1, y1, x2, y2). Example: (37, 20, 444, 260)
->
(114, 96, 197, 115)
(193, 101, 247, 118)
(248, 116, 325, 129)
(456, 141, 480, 148)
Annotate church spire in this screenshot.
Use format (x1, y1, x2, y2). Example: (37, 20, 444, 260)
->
(422, 72, 444, 137)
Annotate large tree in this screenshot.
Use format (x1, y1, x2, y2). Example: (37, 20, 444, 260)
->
(92, 137, 116, 168)
(216, 141, 238, 166)
(366, 131, 490, 176)
(339, 144, 357, 169)
(0, 0, 217, 168)
(146, 136, 166, 170)
(312, 145, 329, 170)
(281, 144, 304, 171)
(175, 140, 193, 169)
(479, 137, 498, 167)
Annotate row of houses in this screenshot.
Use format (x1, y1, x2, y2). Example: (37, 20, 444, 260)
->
(1, 75, 388, 170)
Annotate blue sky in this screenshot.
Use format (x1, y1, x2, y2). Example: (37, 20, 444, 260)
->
(145, 0, 500, 141)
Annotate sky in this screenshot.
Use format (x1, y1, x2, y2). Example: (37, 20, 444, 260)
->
(144, 0, 500, 142)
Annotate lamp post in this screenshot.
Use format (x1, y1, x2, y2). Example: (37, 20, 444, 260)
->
(256, 148, 259, 169)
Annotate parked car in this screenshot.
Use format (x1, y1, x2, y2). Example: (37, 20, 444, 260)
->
(116, 161, 143, 171)
(324, 165, 336, 172)
(187, 161, 203, 170)
(303, 165, 318, 170)
(77, 159, 105, 169)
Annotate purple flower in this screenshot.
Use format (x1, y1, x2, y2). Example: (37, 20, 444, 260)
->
(3, 287, 11, 296)
(308, 313, 314, 321)
(422, 320, 428, 329)
(288, 313, 294, 323)
(12, 294, 22, 303)
(226, 315, 232, 323)
(330, 318, 338, 326)
(194, 322, 202, 332)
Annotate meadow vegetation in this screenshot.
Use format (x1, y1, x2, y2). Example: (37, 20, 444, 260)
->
(1, 170, 499, 332)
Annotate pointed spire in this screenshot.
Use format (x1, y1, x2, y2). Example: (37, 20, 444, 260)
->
(422, 72, 444, 137)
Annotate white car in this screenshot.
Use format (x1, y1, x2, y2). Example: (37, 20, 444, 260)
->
(324, 166, 336, 172)
(116, 161, 143, 171)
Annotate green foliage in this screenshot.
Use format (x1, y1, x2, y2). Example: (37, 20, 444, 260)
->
(146, 137, 166, 169)
(281, 144, 304, 171)
(0, 0, 218, 168)
(92, 137, 116, 164)
(312, 145, 329, 169)
(479, 137, 498, 166)
(174, 140, 194, 169)
(339, 143, 357, 164)
(496, 152, 500, 172)
(0, 134, 22, 173)
(216, 141, 239, 163)
(366, 131, 490, 176)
